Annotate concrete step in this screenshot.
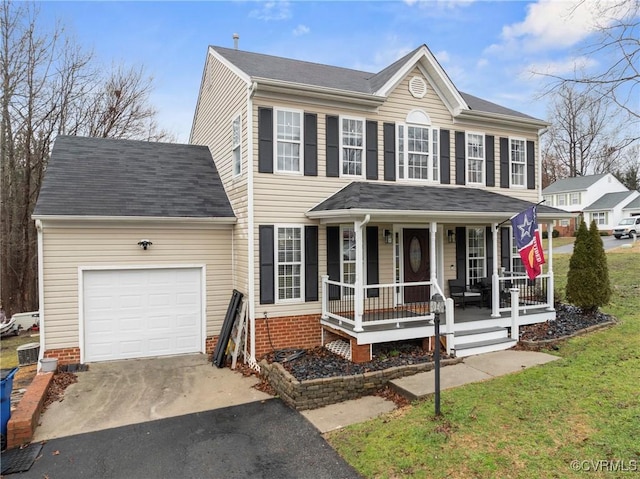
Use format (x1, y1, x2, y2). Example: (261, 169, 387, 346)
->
(454, 326, 508, 346)
(454, 337, 518, 357)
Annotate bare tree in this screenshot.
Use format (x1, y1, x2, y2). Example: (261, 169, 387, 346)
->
(613, 144, 640, 190)
(544, 84, 632, 177)
(1, 1, 173, 317)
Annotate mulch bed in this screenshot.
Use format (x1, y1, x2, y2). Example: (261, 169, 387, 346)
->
(43, 372, 78, 408)
(519, 303, 615, 342)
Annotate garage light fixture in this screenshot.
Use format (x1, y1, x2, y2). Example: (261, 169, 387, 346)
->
(137, 239, 153, 250)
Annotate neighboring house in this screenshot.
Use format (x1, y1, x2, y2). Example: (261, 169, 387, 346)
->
(584, 190, 640, 233)
(542, 173, 628, 236)
(187, 44, 571, 364)
(33, 137, 236, 364)
(622, 195, 640, 218)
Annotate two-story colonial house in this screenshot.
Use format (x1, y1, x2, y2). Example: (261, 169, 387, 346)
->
(190, 44, 572, 364)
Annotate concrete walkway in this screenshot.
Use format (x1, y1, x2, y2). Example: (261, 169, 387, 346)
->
(304, 350, 560, 433)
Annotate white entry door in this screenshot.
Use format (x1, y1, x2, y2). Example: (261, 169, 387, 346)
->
(83, 268, 202, 362)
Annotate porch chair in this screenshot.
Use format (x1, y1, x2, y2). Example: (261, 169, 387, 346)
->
(448, 279, 483, 309)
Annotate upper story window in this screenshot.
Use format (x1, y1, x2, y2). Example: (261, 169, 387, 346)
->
(543, 195, 553, 206)
(276, 226, 303, 302)
(397, 110, 439, 182)
(341, 117, 364, 176)
(275, 109, 302, 173)
(232, 114, 241, 176)
(509, 138, 526, 187)
(466, 132, 485, 185)
(569, 192, 580, 205)
(557, 194, 567, 206)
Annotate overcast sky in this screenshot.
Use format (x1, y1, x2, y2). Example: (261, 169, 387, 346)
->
(39, 0, 631, 143)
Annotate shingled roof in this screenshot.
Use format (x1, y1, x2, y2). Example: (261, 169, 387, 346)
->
(34, 136, 235, 219)
(308, 182, 569, 219)
(212, 45, 539, 121)
(542, 174, 609, 194)
(584, 191, 638, 211)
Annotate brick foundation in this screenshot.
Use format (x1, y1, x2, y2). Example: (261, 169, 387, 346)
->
(351, 342, 372, 363)
(253, 314, 322, 360)
(7, 372, 54, 449)
(44, 347, 81, 365)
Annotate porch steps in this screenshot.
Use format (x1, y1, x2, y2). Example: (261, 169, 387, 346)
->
(454, 326, 517, 357)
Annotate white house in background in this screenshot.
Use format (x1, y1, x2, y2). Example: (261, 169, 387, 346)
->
(583, 190, 640, 233)
(622, 195, 640, 217)
(542, 173, 628, 236)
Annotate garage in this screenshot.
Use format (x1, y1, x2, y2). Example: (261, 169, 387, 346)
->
(82, 268, 203, 362)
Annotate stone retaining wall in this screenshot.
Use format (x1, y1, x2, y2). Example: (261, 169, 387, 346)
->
(259, 357, 463, 410)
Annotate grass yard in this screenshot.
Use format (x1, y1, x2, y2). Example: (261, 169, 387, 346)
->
(0, 333, 41, 369)
(328, 250, 640, 478)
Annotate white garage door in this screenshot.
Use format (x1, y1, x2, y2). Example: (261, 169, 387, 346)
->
(83, 268, 202, 362)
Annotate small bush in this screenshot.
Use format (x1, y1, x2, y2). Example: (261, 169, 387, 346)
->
(552, 229, 560, 238)
(542, 231, 548, 239)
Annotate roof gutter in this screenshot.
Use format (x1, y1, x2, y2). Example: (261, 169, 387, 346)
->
(32, 215, 237, 224)
(455, 109, 549, 130)
(305, 208, 575, 221)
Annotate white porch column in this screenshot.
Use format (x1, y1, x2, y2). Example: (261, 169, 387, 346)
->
(546, 222, 555, 311)
(491, 223, 501, 317)
(354, 215, 370, 332)
(321, 274, 329, 319)
(430, 222, 437, 286)
(510, 288, 520, 340)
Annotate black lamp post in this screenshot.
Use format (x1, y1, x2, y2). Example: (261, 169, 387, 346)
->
(430, 292, 445, 416)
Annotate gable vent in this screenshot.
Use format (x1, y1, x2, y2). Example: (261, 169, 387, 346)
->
(409, 76, 427, 99)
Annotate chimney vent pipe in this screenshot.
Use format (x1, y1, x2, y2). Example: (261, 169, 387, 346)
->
(233, 33, 239, 50)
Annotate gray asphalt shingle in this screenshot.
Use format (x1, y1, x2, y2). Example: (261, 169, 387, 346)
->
(34, 136, 234, 218)
(583, 191, 637, 211)
(213, 45, 539, 121)
(309, 182, 565, 217)
(542, 174, 608, 194)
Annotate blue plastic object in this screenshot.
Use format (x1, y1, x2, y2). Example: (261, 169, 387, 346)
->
(1, 367, 19, 440)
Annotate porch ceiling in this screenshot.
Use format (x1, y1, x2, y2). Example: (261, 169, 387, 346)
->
(307, 182, 574, 223)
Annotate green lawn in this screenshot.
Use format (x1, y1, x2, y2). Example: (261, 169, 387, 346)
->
(328, 252, 640, 478)
(0, 333, 40, 369)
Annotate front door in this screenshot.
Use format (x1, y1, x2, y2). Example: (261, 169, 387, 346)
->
(403, 228, 430, 304)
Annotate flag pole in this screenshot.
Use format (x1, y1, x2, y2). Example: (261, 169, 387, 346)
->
(496, 199, 546, 228)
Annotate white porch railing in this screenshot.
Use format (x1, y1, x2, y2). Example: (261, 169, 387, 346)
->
(493, 272, 552, 315)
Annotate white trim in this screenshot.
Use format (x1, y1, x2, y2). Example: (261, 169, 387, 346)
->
(306, 208, 576, 221)
(396, 122, 440, 183)
(339, 115, 366, 178)
(208, 46, 252, 85)
(247, 83, 257, 362)
(465, 226, 487, 284)
(274, 224, 305, 304)
(78, 264, 207, 363)
(273, 106, 304, 175)
(36, 220, 45, 363)
(32, 215, 236, 225)
(405, 109, 431, 125)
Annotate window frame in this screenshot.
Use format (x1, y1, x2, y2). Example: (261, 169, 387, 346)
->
(466, 226, 486, 286)
(275, 225, 305, 303)
(466, 132, 485, 185)
(509, 137, 526, 187)
(340, 115, 365, 178)
(273, 107, 304, 175)
(591, 211, 607, 226)
(232, 113, 242, 177)
(556, 194, 567, 206)
(569, 192, 580, 205)
(396, 123, 440, 182)
(340, 225, 356, 297)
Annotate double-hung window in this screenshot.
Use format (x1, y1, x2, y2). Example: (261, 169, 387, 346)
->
(232, 114, 241, 176)
(509, 138, 526, 187)
(341, 226, 356, 295)
(466, 133, 485, 184)
(591, 212, 607, 226)
(275, 109, 302, 173)
(341, 117, 364, 176)
(276, 226, 303, 301)
(557, 194, 567, 206)
(397, 124, 439, 181)
(467, 227, 486, 285)
(569, 192, 580, 205)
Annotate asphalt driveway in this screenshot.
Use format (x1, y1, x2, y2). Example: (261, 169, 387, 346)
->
(17, 399, 361, 479)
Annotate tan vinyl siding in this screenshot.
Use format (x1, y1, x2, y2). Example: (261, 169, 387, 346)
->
(41, 225, 232, 351)
(191, 51, 250, 295)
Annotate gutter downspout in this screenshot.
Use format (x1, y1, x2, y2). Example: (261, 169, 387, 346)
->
(36, 220, 45, 367)
(247, 81, 258, 366)
(353, 214, 370, 333)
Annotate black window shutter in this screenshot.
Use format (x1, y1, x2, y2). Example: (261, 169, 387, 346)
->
(366, 120, 378, 180)
(259, 225, 275, 304)
(440, 129, 450, 184)
(526, 140, 535, 189)
(305, 225, 318, 301)
(500, 227, 511, 270)
(383, 122, 396, 181)
(486, 135, 495, 187)
(455, 131, 466, 185)
(500, 137, 509, 188)
(326, 226, 341, 300)
(304, 113, 318, 176)
(455, 226, 466, 284)
(366, 226, 379, 298)
(326, 115, 339, 177)
(485, 226, 493, 279)
(258, 108, 273, 173)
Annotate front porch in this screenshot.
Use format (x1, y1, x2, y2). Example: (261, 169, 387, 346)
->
(320, 275, 556, 361)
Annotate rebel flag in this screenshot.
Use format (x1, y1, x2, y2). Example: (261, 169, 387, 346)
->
(511, 205, 546, 280)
